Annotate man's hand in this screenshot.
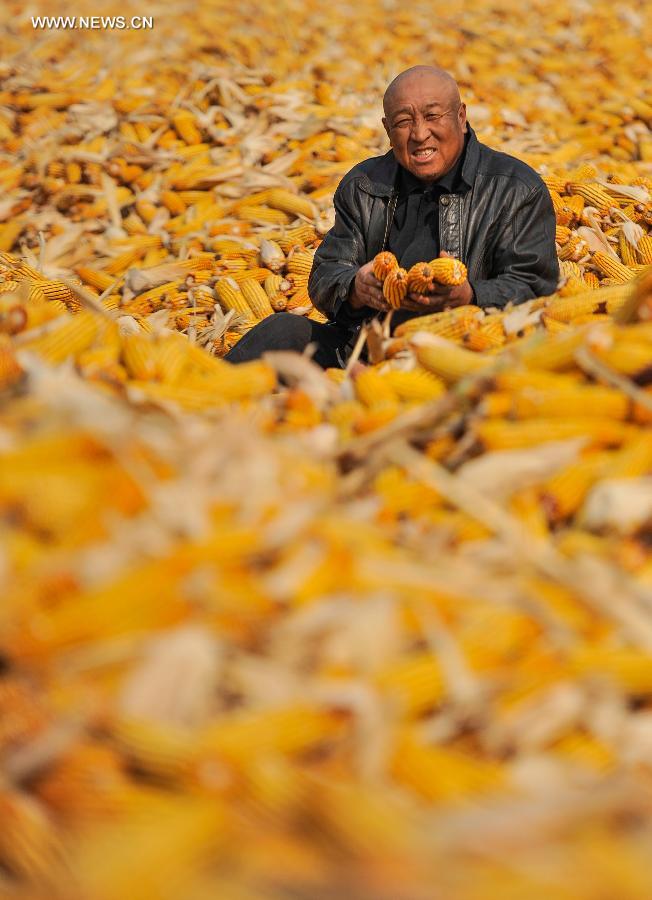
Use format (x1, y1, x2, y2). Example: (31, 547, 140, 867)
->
(402, 251, 474, 313)
(349, 261, 391, 312)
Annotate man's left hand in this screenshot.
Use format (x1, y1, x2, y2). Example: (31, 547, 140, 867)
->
(401, 251, 474, 313)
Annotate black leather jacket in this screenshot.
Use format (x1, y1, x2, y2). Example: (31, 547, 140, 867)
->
(308, 123, 559, 328)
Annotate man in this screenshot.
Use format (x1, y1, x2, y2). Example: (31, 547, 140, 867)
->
(226, 65, 559, 367)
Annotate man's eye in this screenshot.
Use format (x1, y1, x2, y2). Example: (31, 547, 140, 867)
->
(394, 120, 410, 128)
(426, 114, 441, 121)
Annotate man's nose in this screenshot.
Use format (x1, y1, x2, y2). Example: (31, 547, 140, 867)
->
(409, 116, 430, 143)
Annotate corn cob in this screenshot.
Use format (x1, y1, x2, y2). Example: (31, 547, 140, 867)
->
(28, 279, 82, 313)
(372, 251, 398, 282)
(637, 236, 652, 265)
(427, 257, 468, 285)
(239, 279, 275, 319)
(382, 267, 408, 308)
(475, 419, 635, 450)
(412, 334, 491, 382)
(0, 337, 23, 388)
(381, 368, 445, 402)
(594, 341, 652, 376)
(286, 249, 315, 278)
(464, 316, 505, 351)
(394, 305, 483, 340)
(21, 312, 99, 364)
(559, 260, 583, 281)
(540, 451, 613, 521)
(172, 110, 203, 145)
(214, 277, 255, 322)
(406, 262, 434, 294)
(258, 239, 286, 272)
(592, 251, 636, 283)
(353, 368, 399, 408)
(544, 293, 601, 323)
(513, 327, 598, 372)
(265, 188, 317, 220)
(564, 183, 614, 214)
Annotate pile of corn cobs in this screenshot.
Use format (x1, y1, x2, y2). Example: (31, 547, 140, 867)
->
(1, 0, 652, 898)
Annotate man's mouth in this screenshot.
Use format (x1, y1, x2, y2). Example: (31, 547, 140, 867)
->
(411, 148, 436, 160)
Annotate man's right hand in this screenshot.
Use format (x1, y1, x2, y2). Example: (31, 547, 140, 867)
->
(349, 261, 391, 312)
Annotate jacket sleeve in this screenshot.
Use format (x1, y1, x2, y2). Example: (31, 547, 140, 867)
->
(469, 183, 559, 309)
(308, 176, 374, 325)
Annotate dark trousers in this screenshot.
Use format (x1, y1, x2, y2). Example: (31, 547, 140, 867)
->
(224, 312, 359, 368)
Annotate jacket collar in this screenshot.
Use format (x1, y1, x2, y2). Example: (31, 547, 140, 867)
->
(358, 122, 480, 198)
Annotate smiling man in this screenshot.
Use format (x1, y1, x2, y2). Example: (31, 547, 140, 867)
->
(226, 65, 559, 368)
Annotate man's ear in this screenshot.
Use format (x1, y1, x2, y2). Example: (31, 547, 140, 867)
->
(459, 103, 468, 133)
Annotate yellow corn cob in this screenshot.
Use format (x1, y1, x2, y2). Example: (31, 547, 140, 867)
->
(214, 277, 255, 322)
(375, 653, 444, 715)
(544, 293, 601, 322)
(21, 312, 99, 364)
(463, 316, 505, 350)
(592, 251, 636, 283)
(583, 272, 600, 289)
(543, 176, 568, 194)
(406, 262, 435, 294)
(603, 432, 652, 478)
(0, 221, 23, 252)
(392, 732, 503, 802)
(475, 419, 635, 450)
(0, 788, 66, 882)
(274, 223, 318, 250)
(559, 260, 583, 281)
(509, 487, 549, 538)
(104, 248, 147, 276)
(237, 204, 291, 225)
(263, 273, 292, 299)
(354, 369, 399, 408)
(555, 225, 572, 244)
(594, 341, 652, 376)
(161, 190, 186, 215)
(559, 235, 588, 262)
(239, 278, 275, 319)
(285, 285, 311, 310)
(509, 384, 628, 419)
(28, 279, 82, 313)
(258, 239, 286, 272)
(0, 337, 23, 388)
(564, 182, 614, 214)
(265, 188, 317, 220)
(286, 250, 314, 278)
(427, 257, 468, 285)
(155, 334, 190, 385)
(382, 267, 408, 308)
(619, 231, 639, 267)
(570, 646, 652, 694)
(230, 266, 271, 285)
(637, 236, 652, 265)
(172, 110, 202, 145)
(394, 306, 482, 340)
(542, 314, 568, 334)
(413, 335, 491, 382)
(307, 306, 328, 323)
(381, 368, 445, 402)
(372, 251, 399, 282)
(540, 451, 613, 520)
(121, 333, 159, 380)
(513, 327, 597, 371)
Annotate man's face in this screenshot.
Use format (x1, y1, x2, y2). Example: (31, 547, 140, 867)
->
(382, 76, 467, 184)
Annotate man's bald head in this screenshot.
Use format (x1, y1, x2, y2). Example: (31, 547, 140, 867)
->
(383, 66, 460, 118)
(381, 66, 467, 184)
